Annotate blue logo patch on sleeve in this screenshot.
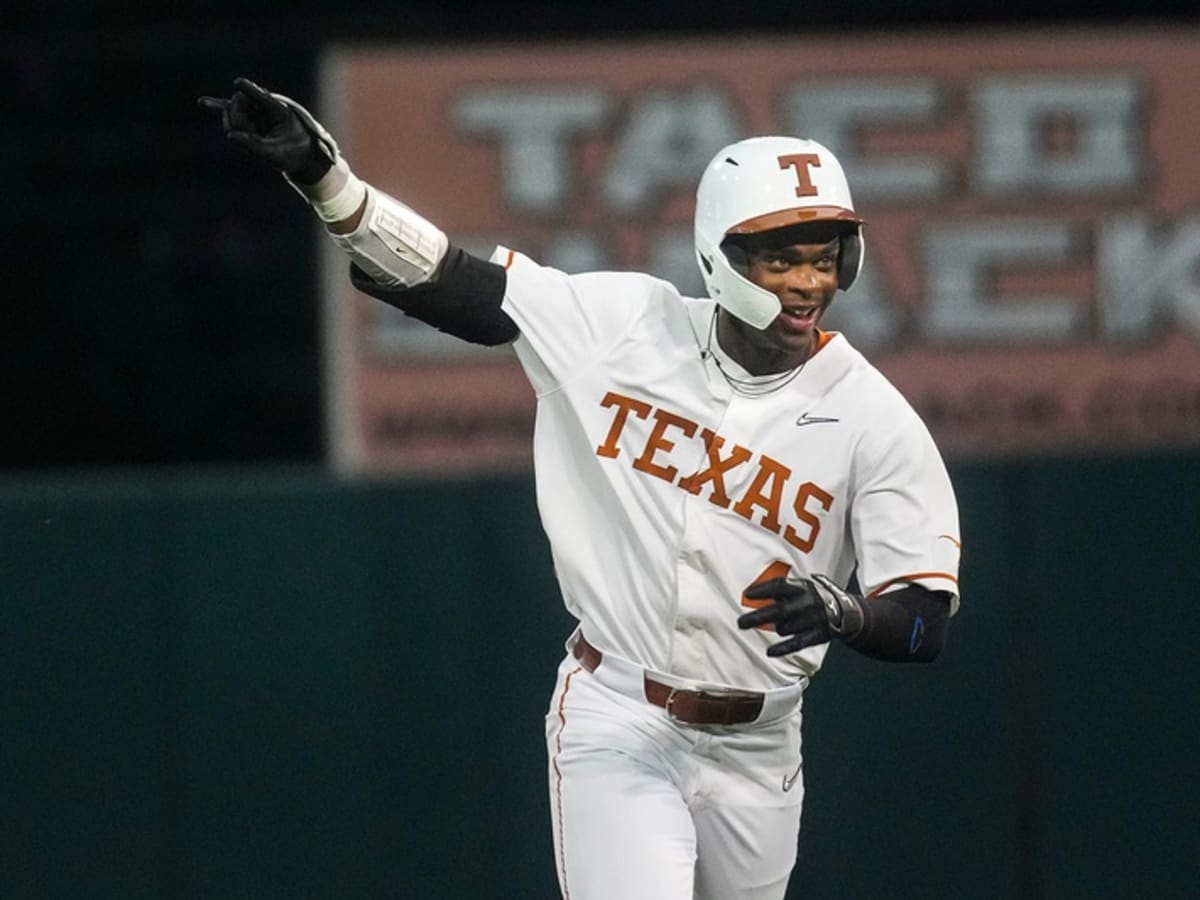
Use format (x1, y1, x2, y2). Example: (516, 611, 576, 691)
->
(908, 615, 926, 654)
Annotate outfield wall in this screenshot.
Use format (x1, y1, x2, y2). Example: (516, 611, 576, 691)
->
(3, 455, 1197, 899)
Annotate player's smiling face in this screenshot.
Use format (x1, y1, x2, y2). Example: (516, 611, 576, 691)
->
(717, 228, 841, 376)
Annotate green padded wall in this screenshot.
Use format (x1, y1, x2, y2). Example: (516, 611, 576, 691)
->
(3, 454, 1197, 899)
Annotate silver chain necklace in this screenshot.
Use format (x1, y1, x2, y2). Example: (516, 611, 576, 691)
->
(703, 308, 809, 397)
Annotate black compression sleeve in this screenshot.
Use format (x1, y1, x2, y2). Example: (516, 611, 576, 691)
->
(844, 584, 952, 663)
(348, 244, 517, 346)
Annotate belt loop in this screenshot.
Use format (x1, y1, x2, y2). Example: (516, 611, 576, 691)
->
(663, 686, 681, 722)
(572, 633, 603, 673)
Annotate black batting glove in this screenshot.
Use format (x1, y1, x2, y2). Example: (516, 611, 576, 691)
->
(737, 574, 866, 658)
(198, 77, 331, 184)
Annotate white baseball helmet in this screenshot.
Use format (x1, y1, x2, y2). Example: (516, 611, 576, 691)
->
(694, 136, 864, 329)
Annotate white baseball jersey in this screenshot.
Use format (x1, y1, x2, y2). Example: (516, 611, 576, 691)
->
(494, 246, 961, 692)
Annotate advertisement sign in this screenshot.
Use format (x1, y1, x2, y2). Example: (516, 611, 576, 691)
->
(320, 29, 1200, 475)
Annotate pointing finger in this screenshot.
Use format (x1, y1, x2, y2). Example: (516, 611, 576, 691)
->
(737, 604, 783, 630)
(233, 77, 274, 104)
(766, 629, 822, 657)
(742, 578, 792, 600)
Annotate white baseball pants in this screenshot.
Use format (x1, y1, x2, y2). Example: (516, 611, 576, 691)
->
(544, 652, 805, 900)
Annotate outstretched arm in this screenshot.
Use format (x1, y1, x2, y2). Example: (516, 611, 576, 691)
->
(737, 575, 952, 663)
(198, 78, 516, 345)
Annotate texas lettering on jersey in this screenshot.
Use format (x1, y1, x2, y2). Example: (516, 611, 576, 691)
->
(594, 390, 835, 553)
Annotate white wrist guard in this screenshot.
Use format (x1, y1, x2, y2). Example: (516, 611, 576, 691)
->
(293, 156, 367, 223)
(329, 184, 449, 287)
(271, 91, 363, 221)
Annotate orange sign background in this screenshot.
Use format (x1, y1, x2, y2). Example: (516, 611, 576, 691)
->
(319, 29, 1200, 475)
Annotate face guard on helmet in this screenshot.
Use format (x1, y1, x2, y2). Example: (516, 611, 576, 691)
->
(694, 136, 865, 330)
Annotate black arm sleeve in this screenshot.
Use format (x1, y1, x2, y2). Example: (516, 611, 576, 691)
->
(844, 584, 952, 663)
(348, 244, 518, 346)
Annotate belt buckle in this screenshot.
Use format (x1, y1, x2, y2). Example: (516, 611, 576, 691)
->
(663, 686, 690, 723)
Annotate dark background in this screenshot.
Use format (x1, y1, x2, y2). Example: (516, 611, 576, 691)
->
(5, 0, 1196, 469)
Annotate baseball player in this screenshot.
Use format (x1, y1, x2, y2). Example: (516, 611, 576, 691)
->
(200, 77, 962, 900)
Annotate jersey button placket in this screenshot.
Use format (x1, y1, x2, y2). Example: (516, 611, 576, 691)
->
(669, 387, 728, 676)
(670, 490, 712, 677)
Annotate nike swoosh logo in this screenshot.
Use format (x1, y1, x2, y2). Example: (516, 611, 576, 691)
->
(795, 413, 839, 427)
(782, 759, 803, 792)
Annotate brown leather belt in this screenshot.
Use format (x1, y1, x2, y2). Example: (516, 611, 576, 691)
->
(572, 634, 765, 726)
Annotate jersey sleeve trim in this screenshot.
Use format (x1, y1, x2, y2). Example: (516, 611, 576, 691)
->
(865, 571, 959, 599)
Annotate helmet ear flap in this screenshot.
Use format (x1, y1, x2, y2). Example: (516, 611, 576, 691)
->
(837, 229, 864, 290)
(719, 239, 751, 277)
